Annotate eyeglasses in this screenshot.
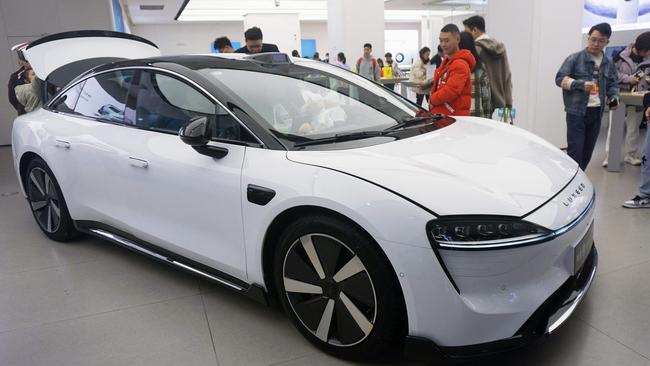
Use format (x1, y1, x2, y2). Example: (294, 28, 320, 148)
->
(588, 37, 608, 45)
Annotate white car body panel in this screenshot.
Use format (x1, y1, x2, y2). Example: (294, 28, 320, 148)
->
(14, 110, 248, 279)
(287, 117, 577, 217)
(237, 144, 594, 347)
(11, 36, 598, 354)
(240, 148, 441, 283)
(12, 108, 596, 349)
(118, 130, 248, 279)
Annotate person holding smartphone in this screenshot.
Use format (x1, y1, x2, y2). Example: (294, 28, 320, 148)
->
(603, 32, 650, 167)
(556, 22, 620, 170)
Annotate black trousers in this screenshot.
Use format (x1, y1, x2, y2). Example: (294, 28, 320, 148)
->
(566, 107, 602, 170)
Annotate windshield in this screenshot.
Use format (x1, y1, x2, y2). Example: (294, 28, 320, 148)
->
(199, 61, 419, 145)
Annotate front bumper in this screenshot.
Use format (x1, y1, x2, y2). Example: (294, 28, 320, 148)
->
(404, 244, 598, 361)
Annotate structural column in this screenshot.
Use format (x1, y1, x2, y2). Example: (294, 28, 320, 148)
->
(327, 0, 385, 66)
(487, 0, 584, 147)
(421, 15, 444, 50)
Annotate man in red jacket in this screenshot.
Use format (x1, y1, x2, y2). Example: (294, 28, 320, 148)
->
(429, 24, 476, 116)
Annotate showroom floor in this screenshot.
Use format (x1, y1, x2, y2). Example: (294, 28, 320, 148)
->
(0, 128, 649, 366)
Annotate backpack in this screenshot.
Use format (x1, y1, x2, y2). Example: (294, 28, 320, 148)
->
(357, 57, 377, 77)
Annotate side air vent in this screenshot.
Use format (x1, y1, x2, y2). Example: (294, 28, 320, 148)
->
(140, 4, 165, 10)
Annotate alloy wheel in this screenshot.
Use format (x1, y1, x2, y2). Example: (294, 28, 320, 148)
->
(27, 167, 62, 233)
(282, 233, 377, 347)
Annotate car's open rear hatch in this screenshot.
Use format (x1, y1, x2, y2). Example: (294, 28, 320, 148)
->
(18, 30, 161, 88)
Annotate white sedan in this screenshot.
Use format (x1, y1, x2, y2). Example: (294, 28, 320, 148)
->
(12, 31, 597, 362)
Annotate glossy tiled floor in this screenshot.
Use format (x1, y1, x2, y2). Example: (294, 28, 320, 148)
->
(0, 127, 649, 366)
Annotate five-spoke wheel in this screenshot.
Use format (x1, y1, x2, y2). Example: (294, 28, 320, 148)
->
(27, 167, 62, 233)
(24, 158, 77, 241)
(283, 233, 377, 346)
(275, 215, 405, 360)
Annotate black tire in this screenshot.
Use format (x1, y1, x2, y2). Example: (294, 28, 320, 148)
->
(24, 157, 78, 241)
(273, 215, 405, 361)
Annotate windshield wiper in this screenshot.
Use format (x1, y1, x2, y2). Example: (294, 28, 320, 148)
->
(293, 131, 391, 147)
(384, 113, 446, 131)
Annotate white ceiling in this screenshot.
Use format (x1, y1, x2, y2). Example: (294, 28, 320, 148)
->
(124, 0, 486, 24)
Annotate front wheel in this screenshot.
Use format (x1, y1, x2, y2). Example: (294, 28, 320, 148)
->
(274, 215, 405, 361)
(24, 157, 78, 241)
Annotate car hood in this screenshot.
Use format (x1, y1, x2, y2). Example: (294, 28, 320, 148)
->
(286, 118, 578, 217)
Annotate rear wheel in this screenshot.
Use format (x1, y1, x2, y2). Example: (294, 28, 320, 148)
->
(24, 158, 78, 241)
(274, 215, 405, 361)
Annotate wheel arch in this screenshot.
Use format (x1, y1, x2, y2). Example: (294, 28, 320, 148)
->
(261, 205, 408, 328)
(18, 151, 43, 192)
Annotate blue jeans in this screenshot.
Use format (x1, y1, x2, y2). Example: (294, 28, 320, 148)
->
(641, 127, 650, 197)
(566, 107, 602, 170)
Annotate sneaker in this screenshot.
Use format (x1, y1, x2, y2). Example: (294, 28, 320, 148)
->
(602, 159, 608, 167)
(624, 154, 643, 166)
(623, 195, 650, 208)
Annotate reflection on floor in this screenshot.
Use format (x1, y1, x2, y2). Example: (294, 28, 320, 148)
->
(0, 126, 649, 366)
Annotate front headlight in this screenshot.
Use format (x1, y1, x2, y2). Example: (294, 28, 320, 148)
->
(427, 217, 552, 249)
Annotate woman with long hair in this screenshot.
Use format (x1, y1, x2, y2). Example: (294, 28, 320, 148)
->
(409, 46, 432, 108)
(459, 31, 492, 118)
(335, 52, 351, 71)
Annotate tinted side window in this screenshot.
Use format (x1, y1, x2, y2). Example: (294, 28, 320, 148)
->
(135, 71, 214, 134)
(135, 71, 257, 143)
(74, 70, 134, 123)
(52, 81, 85, 114)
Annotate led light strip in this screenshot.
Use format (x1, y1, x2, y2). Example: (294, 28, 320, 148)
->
(436, 194, 596, 250)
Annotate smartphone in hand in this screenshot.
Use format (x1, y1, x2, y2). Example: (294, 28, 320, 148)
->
(608, 98, 619, 109)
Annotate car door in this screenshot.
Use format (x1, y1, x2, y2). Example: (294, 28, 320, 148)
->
(46, 70, 138, 228)
(114, 70, 259, 280)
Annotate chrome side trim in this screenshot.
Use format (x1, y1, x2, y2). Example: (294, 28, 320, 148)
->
(436, 193, 596, 250)
(91, 229, 166, 261)
(89, 228, 244, 291)
(546, 248, 598, 334)
(171, 261, 243, 291)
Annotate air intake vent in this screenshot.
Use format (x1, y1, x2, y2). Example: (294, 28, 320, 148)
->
(140, 4, 164, 10)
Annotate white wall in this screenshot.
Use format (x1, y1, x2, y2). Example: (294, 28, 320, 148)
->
(132, 21, 333, 57)
(420, 16, 444, 51)
(301, 21, 421, 61)
(328, 0, 385, 69)
(132, 22, 244, 55)
(134, 19, 425, 63)
(301, 21, 329, 57)
(0, 0, 113, 145)
(487, 0, 584, 147)
(443, 14, 468, 30)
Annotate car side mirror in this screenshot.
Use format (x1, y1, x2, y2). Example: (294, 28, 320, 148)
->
(179, 116, 211, 146)
(179, 116, 229, 159)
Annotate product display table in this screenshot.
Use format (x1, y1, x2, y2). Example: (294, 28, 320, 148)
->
(379, 77, 410, 97)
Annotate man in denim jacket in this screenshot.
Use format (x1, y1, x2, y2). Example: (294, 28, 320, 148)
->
(556, 23, 620, 170)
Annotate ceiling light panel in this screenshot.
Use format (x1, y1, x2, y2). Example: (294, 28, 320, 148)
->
(176, 0, 475, 21)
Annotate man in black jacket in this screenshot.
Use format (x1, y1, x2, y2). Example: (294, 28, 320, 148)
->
(214, 36, 235, 53)
(235, 27, 280, 54)
(8, 53, 29, 116)
(623, 92, 650, 208)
